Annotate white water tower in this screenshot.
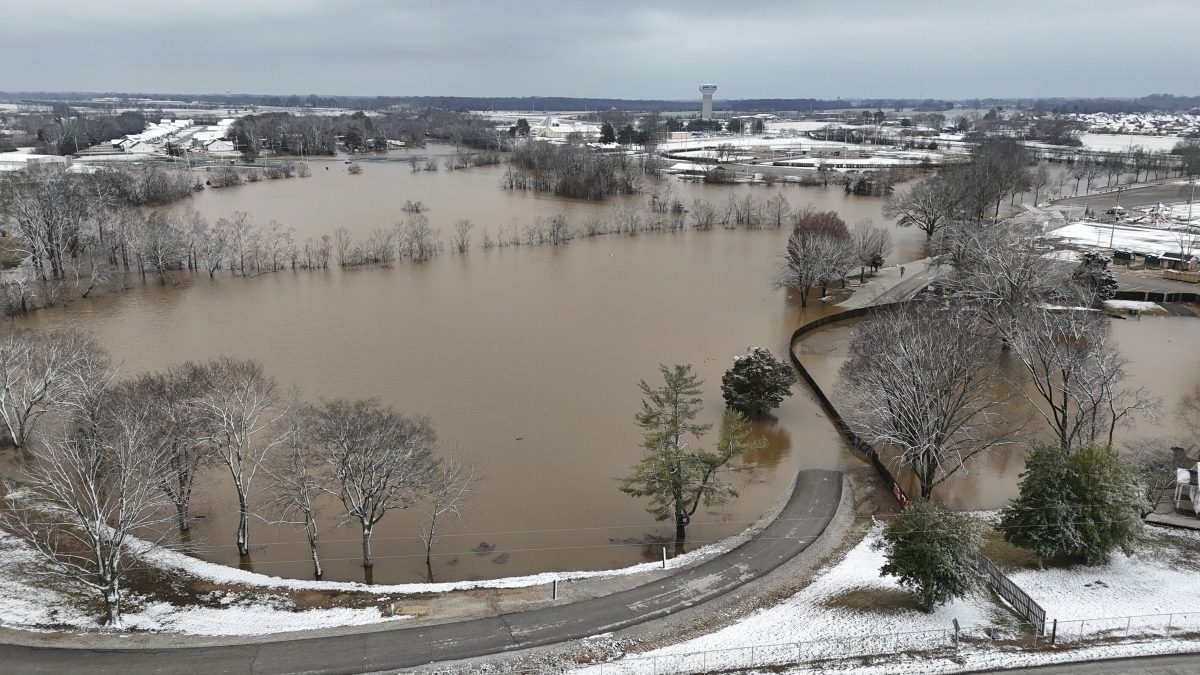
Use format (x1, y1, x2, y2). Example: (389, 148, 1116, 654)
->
(699, 84, 717, 120)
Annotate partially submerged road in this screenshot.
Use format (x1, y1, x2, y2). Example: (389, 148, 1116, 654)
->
(0, 470, 844, 674)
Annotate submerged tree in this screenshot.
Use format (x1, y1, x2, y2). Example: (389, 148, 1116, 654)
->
(875, 500, 982, 611)
(774, 208, 854, 307)
(619, 365, 760, 542)
(417, 455, 481, 577)
(0, 330, 107, 449)
(720, 347, 797, 417)
(1001, 305, 1156, 453)
(840, 302, 1008, 499)
(131, 366, 212, 532)
(189, 358, 288, 556)
(264, 406, 327, 578)
(882, 176, 959, 241)
(313, 399, 437, 568)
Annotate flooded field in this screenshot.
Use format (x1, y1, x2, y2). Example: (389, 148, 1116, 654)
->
(797, 314, 1200, 509)
(12, 147, 926, 584)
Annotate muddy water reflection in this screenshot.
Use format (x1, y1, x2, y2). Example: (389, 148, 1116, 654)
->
(797, 315, 1200, 509)
(14, 154, 919, 584)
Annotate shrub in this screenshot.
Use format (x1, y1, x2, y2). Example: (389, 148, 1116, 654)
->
(875, 501, 982, 611)
(999, 445, 1144, 564)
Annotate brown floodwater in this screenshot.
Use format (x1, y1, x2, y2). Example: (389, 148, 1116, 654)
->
(10, 147, 925, 584)
(797, 314, 1200, 509)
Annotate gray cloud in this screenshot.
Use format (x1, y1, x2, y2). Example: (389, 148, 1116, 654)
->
(2, 0, 1196, 99)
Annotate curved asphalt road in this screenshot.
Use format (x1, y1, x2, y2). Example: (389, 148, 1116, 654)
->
(0, 470, 843, 674)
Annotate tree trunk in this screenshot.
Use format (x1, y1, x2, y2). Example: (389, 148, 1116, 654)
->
(309, 536, 322, 580)
(176, 501, 189, 532)
(103, 579, 121, 627)
(236, 491, 249, 556)
(361, 524, 374, 568)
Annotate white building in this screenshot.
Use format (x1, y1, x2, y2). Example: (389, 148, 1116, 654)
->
(530, 116, 599, 140)
(0, 153, 73, 172)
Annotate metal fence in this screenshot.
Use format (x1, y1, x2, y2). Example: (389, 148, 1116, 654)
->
(417, 612, 1200, 674)
(583, 628, 954, 674)
(975, 553, 1047, 635)
(581, 613, 1200, 675)
(1048, 611, 1200, 645)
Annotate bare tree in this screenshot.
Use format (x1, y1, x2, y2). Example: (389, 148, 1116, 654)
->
(400, 214, 439, 262)
(773, 208, 854, 307)
(312, 399, 437, 568)
(333, 227, 352, 267)
(689, 199, 717, 231)
(130, 366, 211, 532)
(451, 219, 474, 253)
(1031, 163, 1052, 205)
(851, 218, 893, 278)
(940, 220, 1068, 325)
(764, 194, 791, 229)
(417, 455, 481, 576)
(1001, 305, 1157, 453)
(197, 217, 228, 278)
(264, 405, 327, 578)
(0, 330, 105, 448)
(546, 214, 570, 245)
(0, 383, 172, 626)
(882, 176, 959, 241)
(840, 302, 1008, 499)
(189, 358, 287, 556)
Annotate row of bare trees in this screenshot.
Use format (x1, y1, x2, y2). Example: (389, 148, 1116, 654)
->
(836, 220, 1156, 500)
(0, 331, 480, 626)
(882, 137, 1035, 241)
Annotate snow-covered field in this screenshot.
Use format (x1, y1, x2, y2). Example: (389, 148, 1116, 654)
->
(1080, 133, 1185, 153)
(578, 523, 1200, 674)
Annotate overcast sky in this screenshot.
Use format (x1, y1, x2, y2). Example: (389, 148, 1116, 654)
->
(3, 0, 1196, 100)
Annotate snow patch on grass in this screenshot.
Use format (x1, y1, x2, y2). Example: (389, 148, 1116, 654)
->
(1012, 526, 1200, 621)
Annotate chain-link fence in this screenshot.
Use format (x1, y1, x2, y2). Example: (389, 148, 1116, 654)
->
(417, 611, 1200, 674)
(579, 628, 954, 674)
(1048, 611, 1200, 645)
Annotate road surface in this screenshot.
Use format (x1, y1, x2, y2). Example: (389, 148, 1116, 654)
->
(0, 471, 844, 674)
(988, 653, 1200, 674)
(1054, 179, 1197, 212)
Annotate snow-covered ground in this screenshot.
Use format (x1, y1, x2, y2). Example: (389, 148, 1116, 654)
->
(0, 521, 741, 636)
(0, 531, 407, 635)
(577, 523, 1200, 675)
(1013, 526, 1200, 623)
(1104, 299, 1162, 312)
(1046, 221, 1192, 253)
(575, 523, 1005, 673)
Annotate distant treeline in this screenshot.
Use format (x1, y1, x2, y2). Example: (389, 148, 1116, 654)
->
(4, 92, 1199, 114)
